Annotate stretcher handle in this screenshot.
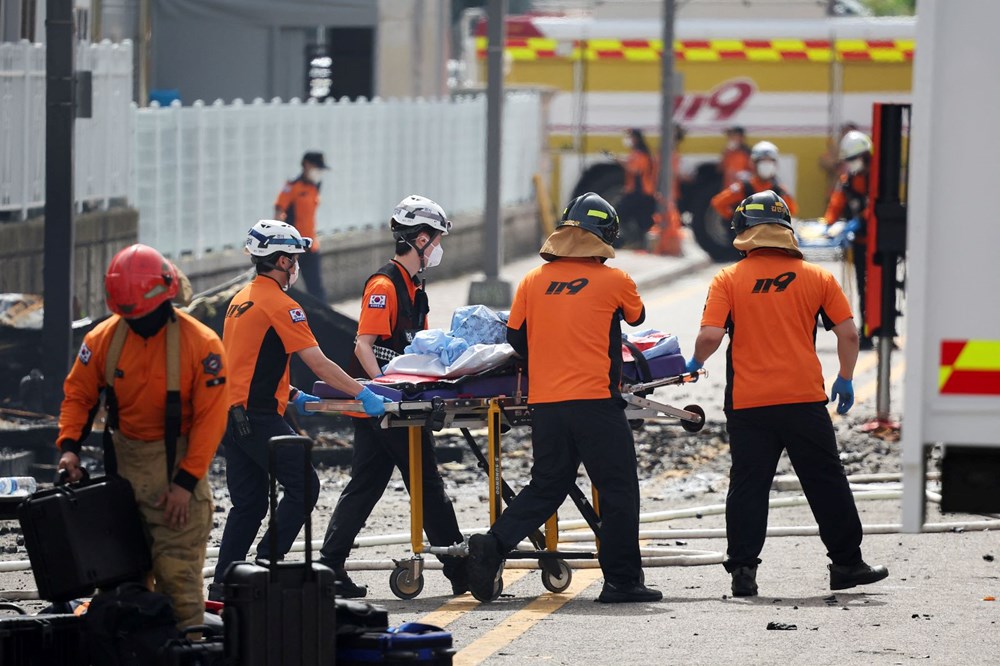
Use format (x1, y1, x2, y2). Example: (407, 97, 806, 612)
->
(303, 399, 400, 416)
(623, 368, 706, 394)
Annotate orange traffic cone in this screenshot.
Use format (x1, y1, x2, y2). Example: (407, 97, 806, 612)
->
(654, 202, 684, 257)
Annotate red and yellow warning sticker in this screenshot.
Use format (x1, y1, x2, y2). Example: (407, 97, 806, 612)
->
(939, 340, 1000, 395)
(475, 38, 914, 63)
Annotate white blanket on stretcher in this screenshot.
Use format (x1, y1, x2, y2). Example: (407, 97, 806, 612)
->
(383, 343, 516, 378)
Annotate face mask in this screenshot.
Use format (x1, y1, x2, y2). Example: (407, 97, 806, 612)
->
(727, 139, 740, 150)
(623, 137, 633, 149)
(846, 158, 865, 175)
(307, 168, 322, 184)
(756, 161, 777, 179)
(424, 243, 443, 269)
(283, 259, 300, 291)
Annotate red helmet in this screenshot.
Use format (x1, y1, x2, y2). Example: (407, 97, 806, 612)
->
(105, 244, 178, 318)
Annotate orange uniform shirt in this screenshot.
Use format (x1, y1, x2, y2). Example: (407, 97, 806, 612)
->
(711, 177, 798, 220)
(357, 263, 423, 339)
(623, 150, 657, 196)
(224, 275, 319, 414)
(700, 249, 853, 410)
(57, 310, 229, 482)
(720, 146, 753, 188)
(274, 177, 321, 250)
(508, 258, 644, 404)
(823, 172, 869, 240)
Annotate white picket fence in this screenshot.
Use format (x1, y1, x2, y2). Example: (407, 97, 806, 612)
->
(132, 93, 543, 258)
(0, 39, 544, 257)
(0, 39, 134, 217)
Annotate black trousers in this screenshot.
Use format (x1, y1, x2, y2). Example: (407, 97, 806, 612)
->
(298, 250, 327, 303)
(213, 412, 320, 584)
(723, 402, 863, 570)
(319, 419, 465, 576)
(489, 399, 643, 587)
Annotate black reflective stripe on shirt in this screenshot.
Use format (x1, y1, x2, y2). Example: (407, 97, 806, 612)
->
(246, 326, 288, 412)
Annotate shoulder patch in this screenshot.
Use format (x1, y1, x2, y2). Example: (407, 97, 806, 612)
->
(289, 307, 307, 323)
(78, 342, 92, 366)
(201, 352, 223, 376)
(367, 294, 387, 309)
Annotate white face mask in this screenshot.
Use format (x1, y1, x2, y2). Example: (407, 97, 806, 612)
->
(284, 260, 300, 291)
(846, 158, 865, 175)
(756, 161, 777, 179)
(727, 139, 740, 150)
(622, 136, 633, 149)
(424, 243, 443, 269)
(307, 168, 322, 184)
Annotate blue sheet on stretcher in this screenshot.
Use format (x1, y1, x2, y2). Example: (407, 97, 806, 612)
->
(313, 353, 685, 402)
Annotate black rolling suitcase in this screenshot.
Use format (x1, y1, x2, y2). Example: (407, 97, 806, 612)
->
(17, 472, 152, 602)
(223, 435, 337, 665)
(0, 604, 87, 666)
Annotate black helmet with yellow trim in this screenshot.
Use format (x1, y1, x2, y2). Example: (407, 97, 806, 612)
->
(558, 192, 620, 245)
(730, 190, 793, 233)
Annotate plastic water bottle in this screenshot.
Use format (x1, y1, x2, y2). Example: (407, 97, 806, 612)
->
(0, 477, 37, 496)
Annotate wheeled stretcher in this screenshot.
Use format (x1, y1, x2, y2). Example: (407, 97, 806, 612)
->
(306, 353, 706, 600)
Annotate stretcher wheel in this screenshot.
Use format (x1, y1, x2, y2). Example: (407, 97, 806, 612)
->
(540, 559, 573, 594)
(681, 404, 706, 433)
(389, 566, 424, 600)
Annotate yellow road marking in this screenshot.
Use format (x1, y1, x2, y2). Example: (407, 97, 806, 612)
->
(453, 568, 604, 665)
(855, 358, 906, 405)
(417, 568, 532, 628)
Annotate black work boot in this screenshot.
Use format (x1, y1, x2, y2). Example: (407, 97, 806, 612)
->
(829, 561, 889, 591)
(321, 558, 368, 598)
(467, 533, 504, 603)
(443, 557, 469, 596)
(595, 581, 663, 603)
(731, 565, 758, 597)
(207, 583, 224, 603)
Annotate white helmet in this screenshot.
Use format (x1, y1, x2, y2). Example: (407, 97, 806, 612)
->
(839, 130, 873, 161)
(245, 220, 312, 259)
(750, 141, 779, 162)
(390, 195, 451, 238)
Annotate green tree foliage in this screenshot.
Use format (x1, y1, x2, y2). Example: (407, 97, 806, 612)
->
(862, 0, 917, 16)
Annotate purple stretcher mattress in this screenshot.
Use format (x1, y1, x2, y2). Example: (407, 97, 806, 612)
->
(621, 353, 686, 383)
(313, 373, 528, 402)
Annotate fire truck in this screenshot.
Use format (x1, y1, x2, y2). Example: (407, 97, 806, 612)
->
(466, 13, 915, 261)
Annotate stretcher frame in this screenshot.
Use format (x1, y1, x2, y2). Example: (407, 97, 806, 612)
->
(306, 369, 706, 600)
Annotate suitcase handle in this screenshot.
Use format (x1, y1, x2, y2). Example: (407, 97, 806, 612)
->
(267, 435, 314, 580)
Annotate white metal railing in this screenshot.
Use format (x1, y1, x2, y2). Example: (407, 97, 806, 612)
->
(0, 39, 134, 217)
(132, 93, 543, 258)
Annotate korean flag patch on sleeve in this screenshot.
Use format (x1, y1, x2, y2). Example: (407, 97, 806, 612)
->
(368, 294, 387, 309)
(289, 307, 307, 323)
(78, 342, 92, 366)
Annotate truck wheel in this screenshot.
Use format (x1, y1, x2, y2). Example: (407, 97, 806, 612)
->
(691, 204, 741, 263)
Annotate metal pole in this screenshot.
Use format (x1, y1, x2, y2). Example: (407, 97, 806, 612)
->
(657, 0, 676, 215)
(468, 0, 511, 308)
(42, 0, 76, 414)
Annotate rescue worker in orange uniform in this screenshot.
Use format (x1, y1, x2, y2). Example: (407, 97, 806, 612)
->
(56, 244, 229, 629)
(614, 128, 658, 248)
(719, 126, 753, 188)
(210, 220, 389, 600)
(823, 130, 874, 350)
(468, 193, 662, 605)
(711, 141, 798, 222)
(319, 195, 468, 598)
(274, 151, 328, 302)
(685, 190, 888, 598)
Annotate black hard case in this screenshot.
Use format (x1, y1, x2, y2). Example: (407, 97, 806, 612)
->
(223, 435, 337, 665)
(0, 606, 87, 666)
(17, 474, 152, 602)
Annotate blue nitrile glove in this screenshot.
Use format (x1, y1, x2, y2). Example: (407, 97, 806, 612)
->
(830, 376, 854, 415)
(356, 386, 391, 417)
(685, 357, 703, 374)
(291, 390, 320, 417)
